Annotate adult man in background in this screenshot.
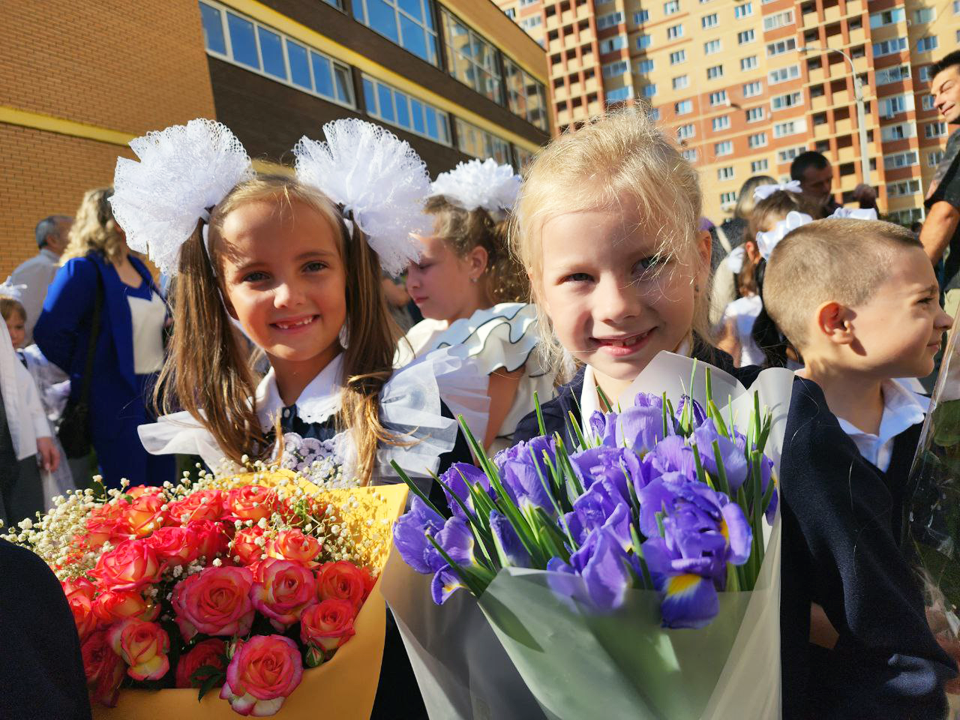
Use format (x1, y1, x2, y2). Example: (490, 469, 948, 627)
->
(790, 150, 841, 217)
(9, 215, 72, 344)
(921, 51, 960, 318)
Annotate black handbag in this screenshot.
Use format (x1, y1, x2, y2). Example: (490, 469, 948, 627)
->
(58, 262, 104, 459)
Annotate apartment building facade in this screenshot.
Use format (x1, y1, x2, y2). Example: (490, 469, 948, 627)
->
(496, 0, 958, 224)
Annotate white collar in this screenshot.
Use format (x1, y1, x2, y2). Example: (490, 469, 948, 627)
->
(255, 354, 344, 430)
(40, 248, 60, 263)
(835, 379, 928, 469)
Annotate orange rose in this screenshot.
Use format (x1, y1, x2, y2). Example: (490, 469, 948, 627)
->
(117, 491, 167, 538)
(226, 486, 276, 524)
(300, 598, 357, 656)
(62, 578, 98, 641)
(172, 566, 255, 641)
(168, 489, 225, 525)
(146, 525, 201, 566)
(316, 561, 367, 609)
(125, 485, 164, 499)
(250, 558, 317, 630)
(186, 519, 229, 562)
(175, 638, 227, 688)
(84, 502, 126, 548)
(93, 539, 161, 592)
(93, 589, 158, 624)
(108, 618, 170, 681)
(231, 525, 266, 566)
(265, 529, 321, 567)
(219, 635, 303, 716)
(81, 630, 126, 708)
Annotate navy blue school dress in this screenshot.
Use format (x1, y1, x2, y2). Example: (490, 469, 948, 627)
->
(779, 376, 957, 719)
(34, 252, 174, 488)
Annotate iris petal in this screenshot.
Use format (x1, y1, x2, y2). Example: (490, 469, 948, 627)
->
(659, 573, 719, 629)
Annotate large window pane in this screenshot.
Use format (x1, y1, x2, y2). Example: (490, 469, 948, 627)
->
(377, 83, 395, 122)
(258, 27, 286, 79)
(438, 114, 450, 143)
(227, 13, 260, 69)
(399, 16, 428, 62)
(367, 0, 400, 43)
(311, 51, 334, 98)
(395, 92, 411, 128)
(410, 98, 426, 133)
(425, 106, 438, 139)
(333, 65, 353, 104)
(363, 77, 378, 113)
(287, 41, 312, 89)
(200, 3, 226, 55)
(398, 0, 423, 21)
(442, 10, 503, 105)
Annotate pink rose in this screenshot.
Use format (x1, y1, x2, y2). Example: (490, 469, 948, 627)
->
(146, 525, 201, 566)
(93, 589, 158, 624)
(265, 529, 321, 567)
(219, 635, 303, 716)
(226, 486, 276, 524)
(62, 578, 98, 641)
(187, 519, 229, 562)
(81, 630, 126, 707)
(300, 598, 357, 656)
(175, 638, 227, 688)
(108, 618, 170, 681)
(116, 491, 167, 538)
(250, 558, 317, 630)
(232, 526, 266, 567)
(316, 561, 367, 609)
(92, 539, 162, 591)
(167, 489, 225, 525)
(172, 566, 254, 641)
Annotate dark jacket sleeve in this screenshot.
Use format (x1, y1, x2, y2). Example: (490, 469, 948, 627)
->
(0, 540, 91, 720)
(780, 378, 956, 719)
(514, 368, 584, 444)
(33, 258, 97, 374)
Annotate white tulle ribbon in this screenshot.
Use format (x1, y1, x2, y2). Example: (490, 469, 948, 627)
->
(110, 119, 253, 276)
(756, 211, 813, 260)
(752, 180, 802, 203)
(293, 119, 431, 276)
(828, 207, 879, 220)
(0, 277, 27, 302)
(431, 158, 521, 217)
(726, 246, 746, 274)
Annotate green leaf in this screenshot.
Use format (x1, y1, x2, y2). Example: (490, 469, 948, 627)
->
(534, 391, 547, 437)
(197, 670, 225, 701)
(389, 460, 444, 519)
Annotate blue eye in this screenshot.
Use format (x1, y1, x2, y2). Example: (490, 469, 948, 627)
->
(563, 272, 593, 283)
(242, 271, 269, 283)
(634, 255, 664, 274)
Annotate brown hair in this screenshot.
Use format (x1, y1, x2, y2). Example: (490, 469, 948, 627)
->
(747, 190, 818, 243)
(425, 195, 528, 304)
(764, 218, 922, 349)
(0, 297, 26, 323)
(156, 175, 397, 482)
(62, 187, 128, 266)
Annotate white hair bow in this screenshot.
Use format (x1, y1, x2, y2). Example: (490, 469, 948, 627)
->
(430, 158, 521, 218)
(828, 207, 879, 221)
(0, 277, 27, 302)
(756, 211, 813, 260)
(753, 180, 802, 203)
(726, 246, 746, 274)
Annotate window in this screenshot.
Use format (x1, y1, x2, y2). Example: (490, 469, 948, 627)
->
(956, 0, 960, 14)
(763, 10, 794, 30)
(676, 99, 693, 114)
(441, 10, 502, 103)
(743, 80, 763, 97)
(705, 39, 722, 54)
(917, 37, 938, 53)
(520, 0, 537, 5)
(664, 0, 680, 14)
(603, 60, 629, 78)
(721, 191, 738, 205)
(914, 7, 935, 22)
(601, 35, 628, 53)
(778, 145, 806, 163)
(682, 149, 698, 161)
(747, 106, 765, 121)
(876, 65, 911, 85)
(767, 38, 796, 56)
(354, 0, 438, 65)
(879, 93, 914, 117)
(673, 75, 689, 89)
(364, 75, 450, 143)
(883, 151, 918, 169)
(752, 158, 769, 172)
(505, 8, 515, 18)
(735, 3, 753, 18)
(713, 115, 731, 130)
(667, 24, 684, 39)
(606, 86, 633, 102)
(748, 132, 768, 148)
(880, 123, 913, 141)
(922, 95, 935, 111)
(455, 118, 510, 164)
(642, 84, 658, 97)
(707, 65, 724, 79)
(930, 151, 946, 167)
(718, 166, 735, 180)
(927, 121, 947, 138)
(738, 30, 755, 44)
(920, 66, 934, 82)
(771, 91, 803, 110)
(504, 58, 549, 130)
(648, 108, 661, 121)
(710, 90, 728, 105)
(741, 56, 758, 71)
(636, 34, 653, 49)
(634, 10, 650, 23)
(774, 119, 805, 137)
(200, 3, 355, 107)
(872, 37, 908, 57)
(520, 16, 542, 29)
(638, 59, 655, 74)
(869, 8, 904, 27)
(597, 11, 624, 29)
(671, 49, 687, 64)
(768, 65, 800, 84)
(715, 141, 733, 155)
(702, 13, 719, 27)
(889, 180, 921, 196)
(678, 123, 696, 139)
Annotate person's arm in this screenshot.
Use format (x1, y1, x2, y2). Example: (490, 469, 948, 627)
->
(32, 259, 96, 373)
(16, 362, 59, 472)
(715, 317, 741, 366)
(920, 200, 960, 264)
(484, 366, 524, 451)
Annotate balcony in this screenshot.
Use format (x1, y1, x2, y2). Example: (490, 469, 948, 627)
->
(584, 75, 599, 93)
(554, 84, 570, 102)
(812, 94, 829, 111)
(808, 67, 826, 84)
(835, 116, 853, 135)
(824, 5, 842, 23)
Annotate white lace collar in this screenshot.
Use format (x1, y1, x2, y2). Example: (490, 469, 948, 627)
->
(255, 354, 344, 430)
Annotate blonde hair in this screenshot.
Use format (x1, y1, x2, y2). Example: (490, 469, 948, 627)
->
(764, 218, 922, 349)
(510, 108, 709, 375)
(156, 175, 398, 481)
(425, 195, 528, 304)
(61, 188, 128, 266)
(0, 296, 26, 323)
(748, 191, 817, 242)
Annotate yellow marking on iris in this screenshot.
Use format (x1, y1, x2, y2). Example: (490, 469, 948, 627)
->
(666, 574, 702, 596)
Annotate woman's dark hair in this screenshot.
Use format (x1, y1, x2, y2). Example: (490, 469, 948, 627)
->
(751, 259, 798, 368)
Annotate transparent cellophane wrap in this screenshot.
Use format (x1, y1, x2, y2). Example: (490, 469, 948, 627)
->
(384, 353, 793, 719)
(93, 475, 408, 720)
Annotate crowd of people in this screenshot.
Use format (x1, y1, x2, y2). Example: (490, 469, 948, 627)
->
(1, 48, 959, 720)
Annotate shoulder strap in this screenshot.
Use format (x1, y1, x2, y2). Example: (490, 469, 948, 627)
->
(77, 256, 105, 404)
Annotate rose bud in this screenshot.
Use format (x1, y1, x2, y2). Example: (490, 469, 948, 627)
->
(300, 598, 357, 654)
(172, 566, 255, 642)
(92, 539, 162, 592)
(250, 558, 317, 630)
(226, 486, 276, 524)
(317, 561, 367, 609)
(265, 529, 321, 567)
(167, 489, 225, 525)
(108, 618, 170, 681)
(219, 635, 303, 717)
(175, 638, 227, 688)
(232, 526, 266, 567)
(116, 491, 167, 538)
(82, 630, 126, 707)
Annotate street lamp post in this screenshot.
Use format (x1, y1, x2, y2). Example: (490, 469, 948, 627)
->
(798, 45, 872, 187)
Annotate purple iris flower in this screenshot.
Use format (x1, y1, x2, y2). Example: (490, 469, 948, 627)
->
(490, 510, 532, 568)
(440, 462, 493, 519)
(431, 566, 467, 605)
(569, 482, 632, 550)
(616, 401, 667, 456)
(588, 410, 618, 447)
(393, 497, 446, 574)
(434, 515, 479, 568)
(494, 436, 557, 517)
(647, 435, 698, 481)
(568, 446, 639, 500)
(674, 395, 707, 428)
(733, 435, 779, 524)
(568, 526, 635, 610)
(692, 419, 749, 491)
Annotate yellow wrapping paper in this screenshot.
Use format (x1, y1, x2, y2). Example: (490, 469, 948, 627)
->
(92, 482, 409, 720)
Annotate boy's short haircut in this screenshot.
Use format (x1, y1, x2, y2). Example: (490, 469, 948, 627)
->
(764, 219, 921, 349)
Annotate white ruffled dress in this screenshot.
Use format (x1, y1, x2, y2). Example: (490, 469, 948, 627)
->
(396, 303, 556, 454)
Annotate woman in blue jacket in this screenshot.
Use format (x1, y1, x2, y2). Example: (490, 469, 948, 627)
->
(34, 188, 174, 489)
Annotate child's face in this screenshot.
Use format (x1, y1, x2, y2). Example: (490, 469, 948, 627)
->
(538, 209, 709, 395)
(843, 246, 952, 379)
(5, 313, 25, 348)
(406, 232, 481, 322)
(218, 200, 347, 371)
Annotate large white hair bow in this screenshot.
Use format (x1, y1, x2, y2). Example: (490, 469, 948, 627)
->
(726, 246, 746, 274)
(293, 119, 431, 276)
(0, 277, 27, 302)
(828, 207, 878, 221)
(756, 211, 813, 260)
(110, 119, 253, 276)
(753, 180, 802, 203)
(430, 158, 521, 217)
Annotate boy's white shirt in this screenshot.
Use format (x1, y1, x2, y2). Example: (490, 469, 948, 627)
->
(833, 378, 928, 473)
(0, 321, 51, 461)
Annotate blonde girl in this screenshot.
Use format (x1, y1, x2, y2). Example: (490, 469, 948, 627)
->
(511, 109, 762, 443)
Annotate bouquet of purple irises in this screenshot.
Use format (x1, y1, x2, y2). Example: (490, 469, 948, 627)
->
(390, 354, 793, 719)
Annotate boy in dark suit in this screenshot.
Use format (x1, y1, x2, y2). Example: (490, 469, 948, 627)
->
(764, 218, 958, 718)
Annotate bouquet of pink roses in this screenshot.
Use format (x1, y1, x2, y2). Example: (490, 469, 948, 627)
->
(7, 466, 407, 718)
